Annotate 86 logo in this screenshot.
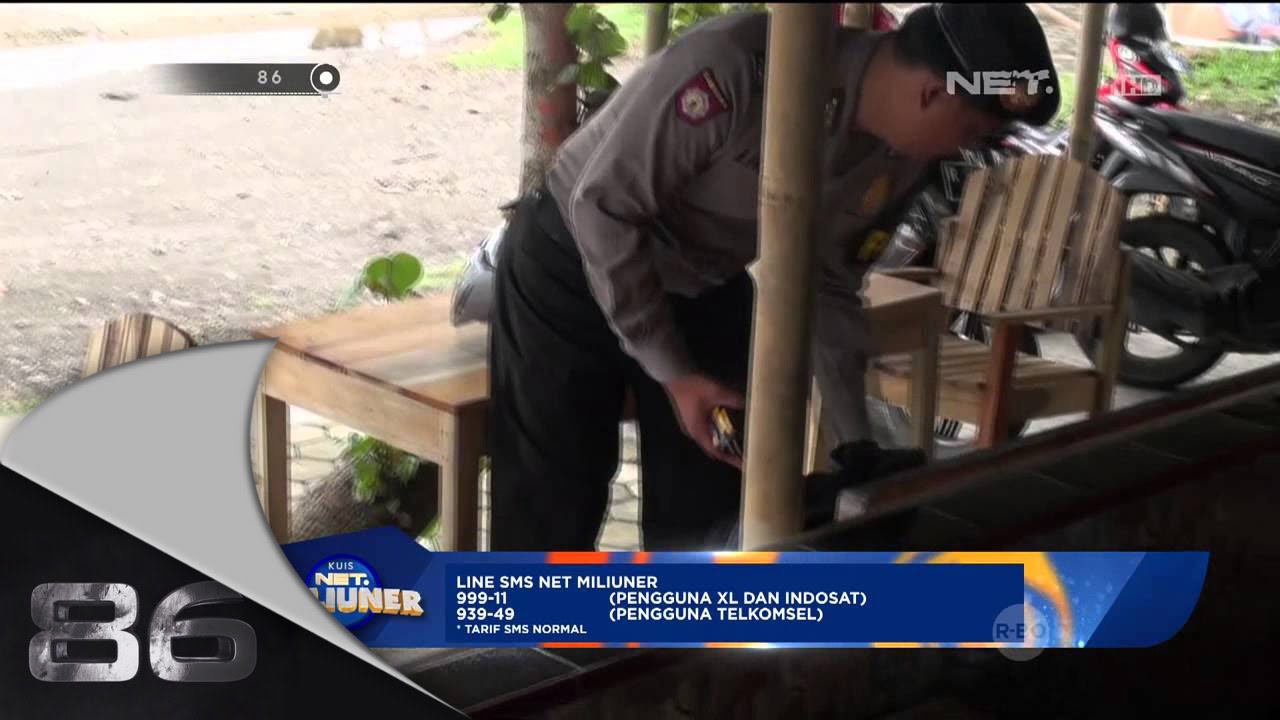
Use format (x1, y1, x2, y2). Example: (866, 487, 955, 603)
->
(29, 581, 255, 682)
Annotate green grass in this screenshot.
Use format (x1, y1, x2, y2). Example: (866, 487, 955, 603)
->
(0, 396, 43, 416)
(449, 4, 647, 71)
(1183, 48, 1280, 109)
(1053, 47, 1279, 127)
(1053, 71, 1077, 127)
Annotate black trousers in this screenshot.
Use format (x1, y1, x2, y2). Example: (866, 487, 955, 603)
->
(488, 189, 751, 551)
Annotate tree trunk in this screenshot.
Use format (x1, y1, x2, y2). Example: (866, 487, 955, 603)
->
(519, 4, 578, 196)
(291, 458, 439, 542)
(644, 4, 672, 56)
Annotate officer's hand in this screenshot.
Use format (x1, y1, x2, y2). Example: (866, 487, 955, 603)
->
(664, 373, 744, 469)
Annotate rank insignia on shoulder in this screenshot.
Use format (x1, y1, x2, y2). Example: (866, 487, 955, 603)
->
(676, 69, 731, 126)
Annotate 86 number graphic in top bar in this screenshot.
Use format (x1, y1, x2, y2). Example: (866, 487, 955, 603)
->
(152, 63, 340, 95)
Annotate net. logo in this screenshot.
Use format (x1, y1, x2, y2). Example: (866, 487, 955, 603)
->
(305, 555, 424, 629)
(946, 70, 1054, 96)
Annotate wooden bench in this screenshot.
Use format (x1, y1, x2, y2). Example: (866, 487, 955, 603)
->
(868, 155, 1131, 448)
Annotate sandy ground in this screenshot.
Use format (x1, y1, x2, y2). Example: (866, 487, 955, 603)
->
(0, 4, 484, 48)
(2, 8, 637, 408)
(0, 4, 1276, 411)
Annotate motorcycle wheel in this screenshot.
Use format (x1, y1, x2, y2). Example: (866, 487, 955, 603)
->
(874, 313, 1034, 457)
(1095, 216, 1229, 390)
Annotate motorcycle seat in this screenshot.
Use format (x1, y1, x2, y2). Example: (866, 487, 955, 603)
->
(1151, 109, 1280, 172)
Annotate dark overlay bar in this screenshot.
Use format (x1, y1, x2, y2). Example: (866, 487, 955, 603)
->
(153, 63, 340, 95)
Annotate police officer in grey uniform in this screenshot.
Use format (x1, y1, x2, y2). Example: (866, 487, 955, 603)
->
(489, 4, 1059, 551)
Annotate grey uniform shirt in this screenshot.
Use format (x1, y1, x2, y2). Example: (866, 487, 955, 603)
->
(546, 12, 924, 443)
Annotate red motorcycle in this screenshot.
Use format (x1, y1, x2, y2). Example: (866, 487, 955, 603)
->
(1096, 3, 1189, 111)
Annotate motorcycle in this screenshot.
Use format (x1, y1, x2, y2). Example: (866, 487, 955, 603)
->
(1093, 97, 1280, 386)
(867, 3, 1209, 446)
(881, 2, 1280, 398)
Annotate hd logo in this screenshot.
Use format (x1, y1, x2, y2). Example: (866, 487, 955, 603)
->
(305, 555, 424, 629)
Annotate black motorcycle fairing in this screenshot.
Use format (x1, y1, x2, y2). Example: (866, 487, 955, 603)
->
(1111, 165, 1194, 197)
(1178, 147, 1280, 224)
(1097, 102, 1217, 197)
(1154, 110, 1280, 172)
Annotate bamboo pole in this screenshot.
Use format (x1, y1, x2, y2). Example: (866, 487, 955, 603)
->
(741, 4, 832, 549)
(1068, 3, 1109, 162)
(840, 3, 873, 28)
(644, 4, 671, 56)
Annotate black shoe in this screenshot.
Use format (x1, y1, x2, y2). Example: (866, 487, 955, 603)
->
(803, 441, 928, 529)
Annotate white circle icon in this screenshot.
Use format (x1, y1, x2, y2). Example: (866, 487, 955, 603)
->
(992, 602, 1051, 662)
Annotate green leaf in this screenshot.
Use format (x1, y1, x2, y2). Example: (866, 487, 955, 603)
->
(387, 252, 424, 299)
(362, 257, 393, 298)
(576, 26, 606, 58)
(578, 61, 610, 91)
(566, 4, 597, 35)
(352, 461, 381, 503)
(600, 28, 628, 57)
(394, 453, 420, 483)
(486, 3, 512, 23)
(418, 517, 442, 545)
(555, 63, 581, 86)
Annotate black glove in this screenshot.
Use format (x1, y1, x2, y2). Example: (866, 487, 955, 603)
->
(802, 441, 928, 529)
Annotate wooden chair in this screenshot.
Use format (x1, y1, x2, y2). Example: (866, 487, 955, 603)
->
(869, 154, 1132, 448)
(82, 313, 196, 377)
(805, 272, 946, 470)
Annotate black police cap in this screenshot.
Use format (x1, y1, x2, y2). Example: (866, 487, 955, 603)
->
(910, 3, 1062, 126)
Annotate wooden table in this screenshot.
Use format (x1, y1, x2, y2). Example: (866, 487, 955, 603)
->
(252, 273, 940, 550)
(253, 294, 488, 549)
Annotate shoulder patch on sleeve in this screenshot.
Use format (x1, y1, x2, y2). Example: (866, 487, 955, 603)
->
(675, 69, 731, 126)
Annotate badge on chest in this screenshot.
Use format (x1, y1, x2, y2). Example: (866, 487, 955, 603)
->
(854, 230, 893, 263)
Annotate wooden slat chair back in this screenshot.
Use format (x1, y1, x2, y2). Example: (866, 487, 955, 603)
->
(936, 155, 1126, 319)
(870, 155, 1132, 449)
(82, 313, 196, 378)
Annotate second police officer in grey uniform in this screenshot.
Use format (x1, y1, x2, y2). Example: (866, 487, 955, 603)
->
(488, 4, 1060, 551)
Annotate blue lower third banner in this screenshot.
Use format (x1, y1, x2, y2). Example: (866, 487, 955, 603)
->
(281, 528, 1209, 649)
